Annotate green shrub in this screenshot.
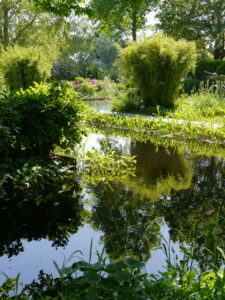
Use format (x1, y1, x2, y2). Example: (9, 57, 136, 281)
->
(0, 91, 20, 154)
(0, 45, 55, 91)
(0, 81, 85, 156)
(86, 64, 105, 79)
(182, 60, 225, 94)
(183, 76, 200, 94)
(112, 94, 138, 113)
(195, 59, 225, 82)
(80, 82, 96, 96)
(75, 76, 85, 84)
(118, 34, 197, 107)
(172, 89, 225, 121)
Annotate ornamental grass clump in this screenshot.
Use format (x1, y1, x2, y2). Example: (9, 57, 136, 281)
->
(0, 45, 56, 91)
(118, 33, 197, 107)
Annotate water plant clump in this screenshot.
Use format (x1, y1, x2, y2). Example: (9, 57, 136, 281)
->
(85, 108, 225, 144)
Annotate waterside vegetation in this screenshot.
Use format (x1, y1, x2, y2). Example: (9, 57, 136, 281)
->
(0, 0, 225, 298)
(1, 216, 225, 299)
(85, 108, 225, 145)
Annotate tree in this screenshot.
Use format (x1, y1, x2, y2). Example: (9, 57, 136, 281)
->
(31, 0, 86, 16)
(94, 35, 118, 70)
(52, 17, 120, 79)
(31, 0, 158, 41)
(89, 0, 159, 41)
(156, 0, 225, 59)
(0, 0, 68, 50)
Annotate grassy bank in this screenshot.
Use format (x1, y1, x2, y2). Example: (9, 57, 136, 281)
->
(112, 89, 225, 126)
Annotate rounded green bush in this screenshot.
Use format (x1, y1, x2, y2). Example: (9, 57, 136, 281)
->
(0, 81, 85, 156)
(118, 34, 197, 107)
(0, 45, 55, 91)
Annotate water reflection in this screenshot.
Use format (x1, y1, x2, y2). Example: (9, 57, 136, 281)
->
(91, 183, 162, 261)
(158, 156, 225, 269)
(89, 136, 224, 266)
(128, 141, 192, 201)
(0, 158, 84, 258)
(0, 132, 225, 279)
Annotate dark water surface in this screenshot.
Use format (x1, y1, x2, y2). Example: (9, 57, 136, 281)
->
(0, 132, 225, 288)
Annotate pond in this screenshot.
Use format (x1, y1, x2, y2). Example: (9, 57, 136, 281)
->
(0, 129, 225, 290)
(84, 99, 112, 111)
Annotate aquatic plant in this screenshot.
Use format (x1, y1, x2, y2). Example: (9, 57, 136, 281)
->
(84, 108, 225, 144)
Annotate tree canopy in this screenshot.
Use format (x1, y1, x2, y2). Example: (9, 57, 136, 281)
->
(31, 0, 159, 41)
(89, 0, 159, 41)
(31, 0, 87, 16)
(156, 0, 225, 59)
(0, 0, 68, 50)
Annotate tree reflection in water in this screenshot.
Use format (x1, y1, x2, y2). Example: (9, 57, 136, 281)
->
(0, 158, 85, 258)
(90, 136, 225, 268)
(0, 133, 224, 271)
(90, 139, 193, 261)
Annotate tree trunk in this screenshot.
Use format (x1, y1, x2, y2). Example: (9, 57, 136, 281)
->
(3, 1, 9, 49)
(132, 10, 137, 41)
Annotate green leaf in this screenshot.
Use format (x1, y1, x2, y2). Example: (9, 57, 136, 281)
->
(83, 270, 101, 284)
(123, 257, 145, 269)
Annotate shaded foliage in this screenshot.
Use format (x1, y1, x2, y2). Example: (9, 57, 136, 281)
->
(0, 81, 85, 156)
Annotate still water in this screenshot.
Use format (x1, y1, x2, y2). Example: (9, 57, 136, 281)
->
(0, 131, 224, 289)
(84, 100, 112, 111)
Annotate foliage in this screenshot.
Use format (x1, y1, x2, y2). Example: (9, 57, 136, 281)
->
(0, 0, 67, 56)
(156, 0, 225, 59)
(0, 91, 19, 154)
(32, 0, 86, 16)
(1, 229, 225, 299)
(91, 182, 162, 261)
(183, 76, 200, 94)
(170, 88, 225, 123)
(85, 100, 225, 143)
(77, 145, 136, 191)
(64, 77, 121, 101)
(0, 45, 56, 91)
(52, 18, 119, 81)
(118, 34, 197, 107)
(94, 35, 119, 70)
(0, 155, 85, 257)
(184, 59, 225, 93)
(0, 81, 85, 156)
(75, 76, 85, 84)
(92, 123, 225, 164)
(112, 94, 138, 113)
(90, 0, 159, 41)
(52, 58, 79, 81)
(195, 59, 225, 82)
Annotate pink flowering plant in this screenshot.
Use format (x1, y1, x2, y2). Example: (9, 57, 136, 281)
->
(61, 77, 105, 99)
(61, 77, 121, 101)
